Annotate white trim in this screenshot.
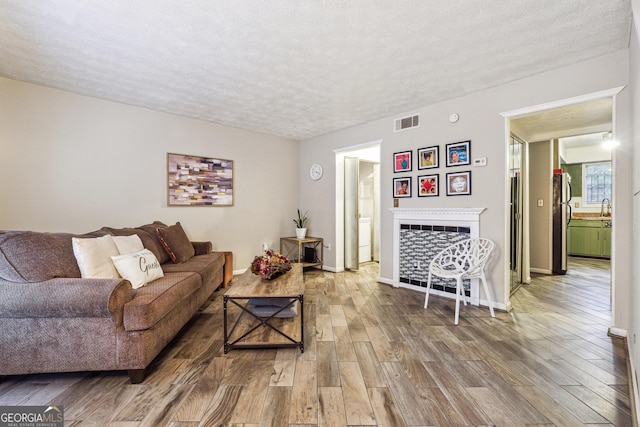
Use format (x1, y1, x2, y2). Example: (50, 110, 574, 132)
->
(501, 87, 622, 328)
(608, 327, 628, 338)
(628, 339, 640, 427)
(334, 140, 382, 273)
(378, 276, 394, 286)
(500, 86, 625, 119)
(530, 267, 553, 275)
(389, 207, 485, 222)
(333, 139, 383, 154)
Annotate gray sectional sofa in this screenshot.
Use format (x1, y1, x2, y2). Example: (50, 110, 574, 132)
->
(0, 221, 232, 383)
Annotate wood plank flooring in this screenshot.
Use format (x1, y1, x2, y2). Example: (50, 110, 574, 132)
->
(0, 257, 633, 426)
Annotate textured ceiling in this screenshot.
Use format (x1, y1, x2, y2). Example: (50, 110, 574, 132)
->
(510, 98, 613, 143)
(0, 1, 632, 141)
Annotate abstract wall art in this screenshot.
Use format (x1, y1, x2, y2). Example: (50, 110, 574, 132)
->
(167, 153, 234, 206)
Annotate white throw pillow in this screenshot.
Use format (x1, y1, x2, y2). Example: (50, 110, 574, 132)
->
(111, 249, 164, 289)
(72, 235, 120, 279)
(112, 234, 144, 255)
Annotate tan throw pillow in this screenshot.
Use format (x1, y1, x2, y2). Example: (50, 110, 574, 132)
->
(156, 222, 195, 264)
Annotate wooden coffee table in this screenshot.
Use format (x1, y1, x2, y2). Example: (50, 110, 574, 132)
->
(223, 263, 304, 353)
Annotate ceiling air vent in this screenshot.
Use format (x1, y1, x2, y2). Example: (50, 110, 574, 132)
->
(394, 114, 420, 132)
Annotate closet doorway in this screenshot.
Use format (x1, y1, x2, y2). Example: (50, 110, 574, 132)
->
(335, 142, 380, 271)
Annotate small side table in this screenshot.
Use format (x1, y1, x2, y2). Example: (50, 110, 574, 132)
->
(280, 236, 323, 270)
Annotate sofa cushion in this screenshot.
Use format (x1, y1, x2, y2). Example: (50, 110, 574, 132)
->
(111, 249, 164, 289)
(0, 230, 106, 282)
(161, 252, 224, 288)
(156, 222, 195, 264)
(72, 235, 120, 279)
(102, 221, 170, 264)
(122, 272, 201, 331)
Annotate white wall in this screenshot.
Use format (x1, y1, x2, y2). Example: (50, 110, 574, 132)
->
(564, 145, 612, 164)
(299, 50, 631, 317)
(0, 78, 300, 271)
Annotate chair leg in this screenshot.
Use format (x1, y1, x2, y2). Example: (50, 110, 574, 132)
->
(423, 271, 432, 309)
(460, 282, 468, 306)
(454, 277, 462, 325)
(480, 273, 495, 318)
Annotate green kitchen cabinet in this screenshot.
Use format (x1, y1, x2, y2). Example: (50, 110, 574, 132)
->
(600, 226, 611, 258)
(568, 219, 611, 259)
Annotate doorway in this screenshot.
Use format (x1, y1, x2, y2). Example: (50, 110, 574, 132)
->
(506, 94, 615, 301)
(509, 135, 525, 295)
(335, 142, 381, 272)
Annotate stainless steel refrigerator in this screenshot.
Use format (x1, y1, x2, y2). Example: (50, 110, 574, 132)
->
(552, 172, 572, 274)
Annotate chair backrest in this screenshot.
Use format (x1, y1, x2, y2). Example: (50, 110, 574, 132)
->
(431, 238, 495, 277)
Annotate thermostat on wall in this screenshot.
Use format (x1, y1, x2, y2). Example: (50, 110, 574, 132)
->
(473, 157, 487, 167)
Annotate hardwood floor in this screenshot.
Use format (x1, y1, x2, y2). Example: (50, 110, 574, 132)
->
(0, 257, 633, 426)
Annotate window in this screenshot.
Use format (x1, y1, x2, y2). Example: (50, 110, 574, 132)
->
(582, 162, 612, 204)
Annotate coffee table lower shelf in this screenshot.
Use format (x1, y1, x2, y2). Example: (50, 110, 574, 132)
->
(223, 294, 304, 353)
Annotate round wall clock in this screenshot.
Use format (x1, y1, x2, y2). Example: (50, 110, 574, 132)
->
(310, 163, 324, 180)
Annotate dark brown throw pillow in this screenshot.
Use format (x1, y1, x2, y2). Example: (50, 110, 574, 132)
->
(102, 222, 170, 265)
(156, 222, 195, 264)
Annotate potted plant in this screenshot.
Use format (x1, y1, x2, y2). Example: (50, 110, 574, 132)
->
(293, 209, 309, 239)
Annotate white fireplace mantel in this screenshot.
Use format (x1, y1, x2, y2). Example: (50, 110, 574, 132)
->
(389, 207, 486, 293)
(389, 207, 486, 223)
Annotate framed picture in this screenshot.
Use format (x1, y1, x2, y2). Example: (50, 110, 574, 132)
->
(446, 140, 471, 167)
(393, 177, 411, 198)
(393, 150, 412, 173)
(417, 146, 439, 169)
(418, 174, 439, 197)
(167, 153, 234, 206)
(446, 171, 472, 196)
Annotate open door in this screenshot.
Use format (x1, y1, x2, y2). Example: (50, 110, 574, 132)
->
(344, 156, 359, 270)
(509, 135, 525, 294)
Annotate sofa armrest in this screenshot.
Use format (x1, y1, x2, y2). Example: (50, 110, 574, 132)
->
(0, 278, 133, 328)
(192, 241, 212, 256)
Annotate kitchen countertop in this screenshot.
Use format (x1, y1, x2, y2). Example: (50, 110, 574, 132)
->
(571, 213, 612, 221)
(572, 217, 612, 221)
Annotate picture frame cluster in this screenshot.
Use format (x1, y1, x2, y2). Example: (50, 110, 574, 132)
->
(393, 140, 472, 197)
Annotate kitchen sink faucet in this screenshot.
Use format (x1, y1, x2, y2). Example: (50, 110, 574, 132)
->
(600, 198, 611, 217)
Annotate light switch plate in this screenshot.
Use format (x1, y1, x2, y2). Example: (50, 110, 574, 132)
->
(473, 157, 487, 167)
(537, 199, 544, 207)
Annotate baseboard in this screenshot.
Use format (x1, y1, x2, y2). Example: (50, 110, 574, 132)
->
(620, 334, 639, 426)
(629, 347, 640, 427)
(377, 276, 394, 286)
(608, 327, 628, 338)
(530, 267, 552, 274)
(607, 328, 638, 426)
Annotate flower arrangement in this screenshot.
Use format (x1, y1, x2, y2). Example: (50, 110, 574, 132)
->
(250, 250, 291, 280)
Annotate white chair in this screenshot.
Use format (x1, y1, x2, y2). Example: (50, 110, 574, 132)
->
(423, 238, 495, 325)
